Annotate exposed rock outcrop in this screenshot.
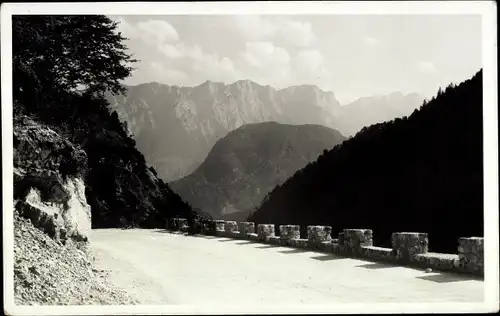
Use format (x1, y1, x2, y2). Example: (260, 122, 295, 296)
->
(14, 114, 91, 244)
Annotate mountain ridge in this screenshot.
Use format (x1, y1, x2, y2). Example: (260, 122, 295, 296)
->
(106, 80, 343, 182)
(108, 80, 424, 182)
(170, 121, 346, 220)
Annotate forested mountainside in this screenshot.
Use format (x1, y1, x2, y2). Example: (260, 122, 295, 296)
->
(106, 81, 341, 182)
(12, 15, 199, 230)
(249, 70, 483, 254)
(170, 122, 346, 220)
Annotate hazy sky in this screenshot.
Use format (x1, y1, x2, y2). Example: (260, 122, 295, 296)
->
(111, 14, 482, 104)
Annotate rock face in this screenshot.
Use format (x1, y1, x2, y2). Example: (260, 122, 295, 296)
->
(106, 81, 342, 182)
(170, 122, 346, 220)
(13, 115, 91, 243)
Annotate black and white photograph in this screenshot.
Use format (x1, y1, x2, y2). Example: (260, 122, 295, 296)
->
(2, 1, 498, 315)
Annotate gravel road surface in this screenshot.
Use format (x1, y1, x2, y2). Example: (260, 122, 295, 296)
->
(91, 229, 484, 305)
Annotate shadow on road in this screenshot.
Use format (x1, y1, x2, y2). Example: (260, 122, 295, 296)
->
(311, 254, 347, 262)
(356, 262, 397, 270)
(255, 244, 281, 249)
(279, 248, 311, 254)
(232, 240, 259, 245)
(416, 273, 483, 283)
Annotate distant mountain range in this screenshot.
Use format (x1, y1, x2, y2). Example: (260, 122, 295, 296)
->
(106, 80, 424, 182)
(169, 122, 346, 220)
(336, 92, 424, 136)
(249, 70, 483, 254)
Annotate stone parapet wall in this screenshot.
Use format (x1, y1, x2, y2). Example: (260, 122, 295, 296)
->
(307, 226, 332, 249)
(224, 221, 238, 233)
(344, 229, 373, 255)
(392, 232, 428, 262)
(239, 222, 255, 236)
(257, 224, 275, 241)
(279, 225, 300, 240)
(458, 237, 484, 274)
(215, 220, 225, 232)
(166, 219, 484, 276)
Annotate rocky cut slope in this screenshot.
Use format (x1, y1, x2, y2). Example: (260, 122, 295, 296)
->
(12, 113, 138, 305)
(170, 122, 346, 221)
(249, 70, 484, 254)
(106, 81, 341, 182)
(13, 113, 92, 244)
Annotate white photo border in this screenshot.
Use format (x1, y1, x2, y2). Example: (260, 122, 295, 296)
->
(2, 1, 498, 315)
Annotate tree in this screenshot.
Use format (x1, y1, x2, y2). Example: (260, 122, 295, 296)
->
(13, 15, 137, 106)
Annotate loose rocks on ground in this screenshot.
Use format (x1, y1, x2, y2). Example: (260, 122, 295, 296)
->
(13, 211, 138, 305)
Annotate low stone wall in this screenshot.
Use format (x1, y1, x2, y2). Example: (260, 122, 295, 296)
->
(392, 232, 428, 262)
(344, 229, 373, 256)
(360, 246, 395, 261)
(307, 226, 332, 249)
(215, 220, 225, 233)
(239, 222, 255, 236)
(257, 224, 275, 242)
(224, 221, 238, 233)
(458, 237, 484, 274)
(280, 225, 300, 242)
(178, 219, 189, 232)
(166, 219, 484, 276)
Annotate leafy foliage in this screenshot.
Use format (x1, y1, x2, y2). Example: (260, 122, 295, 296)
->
(249, 70, 483, 253)
(13, 15, 198, 229)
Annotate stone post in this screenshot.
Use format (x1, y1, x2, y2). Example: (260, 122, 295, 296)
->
(257, 224, 275, 241)
(307, 226, 332, 249)
(239, 222, 255, 237)
(201, 219, 216, 235)
(391, 232, 428, 262)
(215, 220, 225, 232)
(457, 237, 484, 274)
(279, 225, 300, 245)
(171, 218, 179, 231)
(338, 232, 345, 246)
(344, 229, 373, 255)
(223, 221, 238, 237)
(178, 218, 189, 232)
(224, 221, 238, 233)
